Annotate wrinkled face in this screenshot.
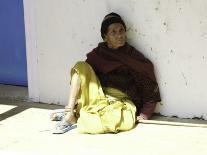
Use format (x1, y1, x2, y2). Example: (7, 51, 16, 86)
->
(104, 23, 126, 49)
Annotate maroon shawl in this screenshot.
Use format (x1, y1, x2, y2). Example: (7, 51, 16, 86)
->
(86, 42, 157, 82)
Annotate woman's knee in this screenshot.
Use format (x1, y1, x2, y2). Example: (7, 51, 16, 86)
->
(72, 61, 94, 78)
(74, 61, 91, 70)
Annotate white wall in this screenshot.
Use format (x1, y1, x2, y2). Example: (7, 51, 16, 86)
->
(24, 0, 207, 120)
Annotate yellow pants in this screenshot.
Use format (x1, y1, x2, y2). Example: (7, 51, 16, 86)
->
(71, 61, 136, 134)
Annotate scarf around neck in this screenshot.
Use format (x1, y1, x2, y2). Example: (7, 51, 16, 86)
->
(86, 42, 157, 82)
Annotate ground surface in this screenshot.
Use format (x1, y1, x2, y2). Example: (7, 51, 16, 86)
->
(0, 85, 207, 155)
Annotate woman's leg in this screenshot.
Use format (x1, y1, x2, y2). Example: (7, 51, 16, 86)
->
(64, 72, 81, 124)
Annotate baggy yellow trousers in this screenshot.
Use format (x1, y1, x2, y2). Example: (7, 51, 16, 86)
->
(71, 61, 136, 134)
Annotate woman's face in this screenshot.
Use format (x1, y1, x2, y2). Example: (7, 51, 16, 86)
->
(104, 23, 126, 49)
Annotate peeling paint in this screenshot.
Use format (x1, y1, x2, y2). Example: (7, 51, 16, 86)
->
(154, 1, 161, 12)
(163, 22, 170, 32)
(181, 72, 188, 86)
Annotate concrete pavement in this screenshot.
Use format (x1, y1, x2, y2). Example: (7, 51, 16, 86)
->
(0, 85, 207, 155)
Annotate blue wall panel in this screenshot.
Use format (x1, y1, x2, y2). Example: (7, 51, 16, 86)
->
(0, 0, 27, 86)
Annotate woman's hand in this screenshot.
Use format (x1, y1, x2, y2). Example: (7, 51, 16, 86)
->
(137, 114, 147, 121)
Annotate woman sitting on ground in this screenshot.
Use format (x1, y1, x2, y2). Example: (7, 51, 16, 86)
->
(52, 12, 161, 134)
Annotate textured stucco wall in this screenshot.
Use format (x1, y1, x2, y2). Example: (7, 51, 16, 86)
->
(28, 0, 207, 119)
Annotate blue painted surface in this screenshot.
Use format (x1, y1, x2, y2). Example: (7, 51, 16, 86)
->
(0, 0, 27, 86)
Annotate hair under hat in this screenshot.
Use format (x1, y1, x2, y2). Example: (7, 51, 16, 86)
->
(101, 12, 126, 39)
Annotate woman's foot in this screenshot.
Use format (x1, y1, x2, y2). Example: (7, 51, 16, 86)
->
(52, 108, 77, 134)
(53, 118, 77, 134)
(64, 112, 77, 124)
(50, 109, 65, 121)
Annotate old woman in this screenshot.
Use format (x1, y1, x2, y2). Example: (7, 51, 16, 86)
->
(52, 12, 161, 134)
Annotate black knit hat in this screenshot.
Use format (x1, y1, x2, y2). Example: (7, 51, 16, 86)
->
(101, 12, 126, 39)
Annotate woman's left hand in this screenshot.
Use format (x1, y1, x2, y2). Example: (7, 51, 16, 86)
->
(137, 115, 147, 121)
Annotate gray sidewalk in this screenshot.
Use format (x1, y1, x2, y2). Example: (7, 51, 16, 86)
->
(0, 85, 207, 155)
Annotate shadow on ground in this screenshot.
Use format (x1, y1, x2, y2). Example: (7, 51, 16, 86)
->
(1, 98, 207, 128)
(0, 98, 64, 121)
